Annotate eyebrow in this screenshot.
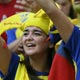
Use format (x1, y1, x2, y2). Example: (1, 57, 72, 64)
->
(33, 30, 42, 33)
(24, 29, 42, 33)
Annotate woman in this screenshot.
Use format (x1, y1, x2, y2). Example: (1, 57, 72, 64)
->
(0, 9, 55, 80)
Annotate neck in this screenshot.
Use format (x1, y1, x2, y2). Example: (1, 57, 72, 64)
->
(29, 53, 49, 72)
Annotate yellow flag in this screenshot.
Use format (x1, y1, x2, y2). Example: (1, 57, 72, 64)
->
(0, 12, 34, 35)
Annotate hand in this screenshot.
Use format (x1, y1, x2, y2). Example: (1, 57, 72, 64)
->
(33, 0, 55, 11)
(14, 0, 32, 12)
(17, 42, 24, 54)
(8, 37, 24, 54)
(14, 0, 40, 12)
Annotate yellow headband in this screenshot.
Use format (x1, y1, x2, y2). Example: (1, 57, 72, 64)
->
(21, 9, 53, 35)
(0, 12, 34, 35)
(0, 2, 60, 36)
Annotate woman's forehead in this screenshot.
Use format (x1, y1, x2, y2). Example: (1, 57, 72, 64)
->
(24, 26, 47, 35)
(25, 26, 42, 30)
(24, 26, 43, 32)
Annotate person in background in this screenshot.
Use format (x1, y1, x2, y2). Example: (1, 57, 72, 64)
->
(51, 0, 80, 79)
(54, 0, 77, 19)
(54, 0, 77, 50)
(32, 0, 80, 80)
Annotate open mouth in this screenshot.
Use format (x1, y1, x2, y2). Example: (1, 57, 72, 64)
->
(26, 43, 36, 47)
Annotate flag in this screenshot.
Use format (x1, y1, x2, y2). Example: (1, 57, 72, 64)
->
(48, 42, 75, 80)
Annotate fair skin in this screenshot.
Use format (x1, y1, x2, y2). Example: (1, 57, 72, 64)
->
(0, 26, 53, 75)
(23, 27, 49, 56)
(8, 37, 23, 53)
(34, 0, 74, 43)
(8, 0, 41, 52)
(54, 0, 71, 16)
(22, 27, 52, 71)
(14, 0, 41, 12)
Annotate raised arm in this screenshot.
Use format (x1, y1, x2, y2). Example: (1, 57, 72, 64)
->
(35, 0, 74, 42)
(0, 36, 11, 75)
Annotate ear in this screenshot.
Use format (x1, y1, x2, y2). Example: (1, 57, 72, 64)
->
(49, 43, 54, 48)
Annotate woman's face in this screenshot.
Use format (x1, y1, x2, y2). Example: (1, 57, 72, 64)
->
(73, 0, 80, 13)
(22, 27, 50, 56)
(55, 0, 71, 16)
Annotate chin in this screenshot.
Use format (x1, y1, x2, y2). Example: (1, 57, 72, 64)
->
(25, 51, 36, 56)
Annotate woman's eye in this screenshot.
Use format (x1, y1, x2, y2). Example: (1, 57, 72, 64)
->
(34, 32, 42, 36)
(23, 32, 28, 36)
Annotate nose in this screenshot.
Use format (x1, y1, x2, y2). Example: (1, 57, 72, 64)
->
(26, 32, 33, 41)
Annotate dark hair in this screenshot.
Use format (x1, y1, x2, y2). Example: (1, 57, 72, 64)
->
(20, 47, 55, 80)
(69, 5, 77, 19)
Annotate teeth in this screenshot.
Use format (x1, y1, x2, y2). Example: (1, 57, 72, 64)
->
(27, 44, 32, 47)
(27, 43, 35, 47)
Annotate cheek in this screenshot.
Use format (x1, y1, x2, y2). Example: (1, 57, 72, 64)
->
(22, 37, 26, 44)
(35, 37, 46, 44)
(38, 42, 49, 52)
(36, 39, 49, 48)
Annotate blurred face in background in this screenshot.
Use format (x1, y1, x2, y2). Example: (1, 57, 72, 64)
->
(0, 0, 12, 4)
(73, 0, 80, 14)
(25, 0, 41, 12)
(55, 0, 72, 16)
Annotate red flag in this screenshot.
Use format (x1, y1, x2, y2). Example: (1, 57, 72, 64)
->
(48, 43, 75, 80)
